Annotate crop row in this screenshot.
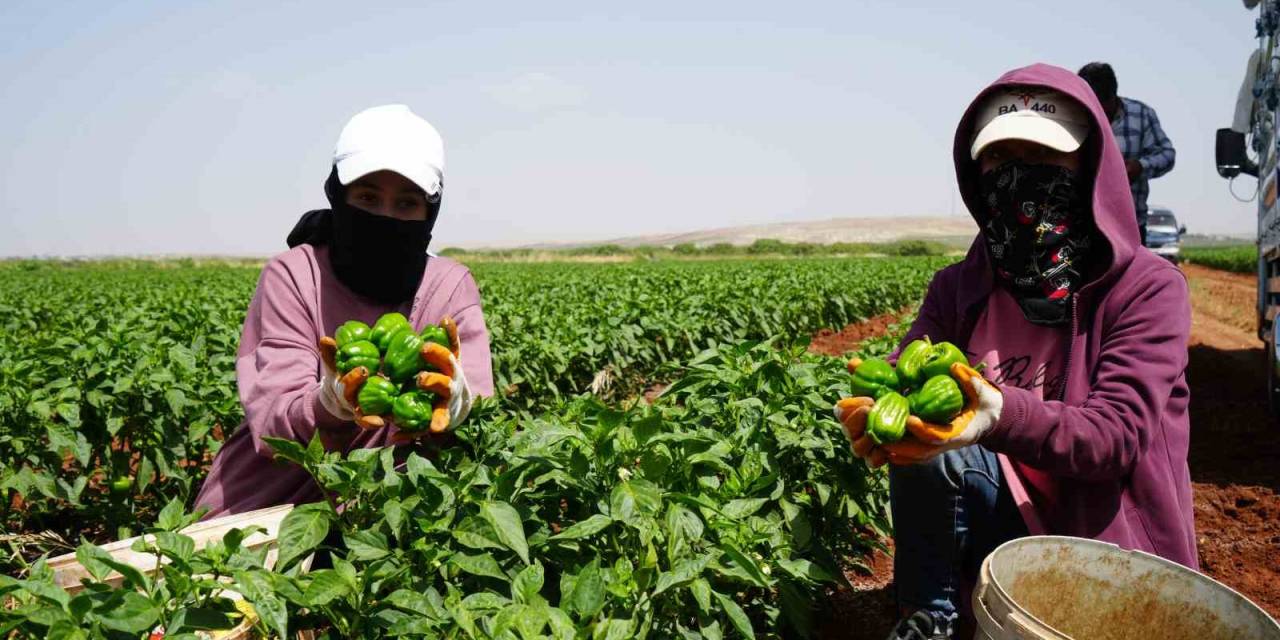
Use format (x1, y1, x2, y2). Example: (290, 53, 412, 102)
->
(1181, 245, 1256, 274)
(2, 341, 887, 639)
(0, 257, 943, 558)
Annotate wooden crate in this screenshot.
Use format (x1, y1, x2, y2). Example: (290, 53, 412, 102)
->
(44, 504, 308, 639)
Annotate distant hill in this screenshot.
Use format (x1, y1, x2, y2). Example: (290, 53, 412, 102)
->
(520, 216, 978, 250)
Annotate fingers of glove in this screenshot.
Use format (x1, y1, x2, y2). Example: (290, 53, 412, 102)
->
(851, 433, 876, 458)
(889, 450, 933, 466)
(440, 316, 460, 357)
(839, 405, 872, 445)
(319, 336, 339, 374)
(416, 371, 453, 399)
(846, 357, 863, 374)
(950, 362, 993, 404)
(867, 448, 890, 468)
(339, 367, 369, 407)
(883, 438, 937, 462)
(355, 411, 385, 431)
(420, 343, 456, 378)
(834, 396, 874, 422)
(429, 399, 450, 434)
(906, 410, 975, 444)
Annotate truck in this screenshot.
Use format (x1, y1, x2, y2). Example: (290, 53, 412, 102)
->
(1216, 0, 1280, 415)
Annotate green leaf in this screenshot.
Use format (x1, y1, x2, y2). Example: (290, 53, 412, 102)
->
(168, 344, 197, 372)
(306, 432, 325, 466)
(461, 591, 510, 611)
(450, 552, 507, 581)
(481, 500, 529, 564)
(689, 578, 713, 615)
(304, 570, 351, 607)
(713, 590, 755, 639)
(548, 513, 613, 541)
(719, 497, 768, 520)
(564, 558, 604, 619)
(776, 557, 836, 584)
(262, 437, 308, 466)
(156, 497, 190, 531)
(276, 503, 332, 568)
(343, 529, 390, 561)
(74, 543, 112, 583)
(387, 589, 439, 616)
(452, 515, 504, 550)
(718, 544, 772, 588)
(609, 478, 663, 523)
(164, 388, 187, 415)
(512, 561, 544, 604)
(154, 531, 195, 563)
(252, 593, 289, 639)
(89, 591, 159, 633)
(653, 555, 710, 596)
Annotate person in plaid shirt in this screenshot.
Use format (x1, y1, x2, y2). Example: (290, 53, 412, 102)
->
(1078, 62, 1176, 245)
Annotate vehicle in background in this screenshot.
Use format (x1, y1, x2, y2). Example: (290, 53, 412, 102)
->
(1144, 207, 1186, 262)
(1216, 0, 1280, 416)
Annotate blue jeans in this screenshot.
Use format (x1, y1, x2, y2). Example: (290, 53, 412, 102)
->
(888, 445, 1028, 623)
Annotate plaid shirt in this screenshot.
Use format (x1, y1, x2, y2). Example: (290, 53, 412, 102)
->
(1109, 96, 1175, 218)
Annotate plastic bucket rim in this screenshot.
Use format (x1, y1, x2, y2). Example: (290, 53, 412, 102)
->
(981, 535, 1280, 637)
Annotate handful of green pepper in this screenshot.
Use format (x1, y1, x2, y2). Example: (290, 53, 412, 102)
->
(321, 312, 453, 433)
(846, 336, 969, 445)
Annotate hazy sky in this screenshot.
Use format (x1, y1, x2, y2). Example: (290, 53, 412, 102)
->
(0, 1, 1263, 256)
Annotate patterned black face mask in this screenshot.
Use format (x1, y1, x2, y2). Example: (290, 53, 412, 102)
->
(979, 160, 1095, 326)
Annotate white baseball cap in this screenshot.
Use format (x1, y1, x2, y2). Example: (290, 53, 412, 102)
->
(969, 88, 1090, 160)
(333, 104, 445, 196)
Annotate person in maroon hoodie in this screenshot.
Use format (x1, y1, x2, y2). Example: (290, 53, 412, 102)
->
(835, 64, 1194, 640)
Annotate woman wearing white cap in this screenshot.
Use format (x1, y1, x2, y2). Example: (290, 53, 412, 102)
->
(835, 65, 1193, 639)
(195, 105, 494, 518)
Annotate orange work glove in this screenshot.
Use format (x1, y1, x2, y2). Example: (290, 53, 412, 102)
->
(835, 362, 1003, 466)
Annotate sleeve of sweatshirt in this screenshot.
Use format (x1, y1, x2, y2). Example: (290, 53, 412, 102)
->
(1138, 104, 1176, 179)
(237, 258, 350, 458)
(981, 268, 1190, 481)
(447, 270, 496, 397)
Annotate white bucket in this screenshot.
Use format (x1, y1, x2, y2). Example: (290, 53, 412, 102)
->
(973, 536, 1280, 640)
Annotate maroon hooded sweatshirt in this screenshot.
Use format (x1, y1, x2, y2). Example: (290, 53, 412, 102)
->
(899, 64, 1196, 568)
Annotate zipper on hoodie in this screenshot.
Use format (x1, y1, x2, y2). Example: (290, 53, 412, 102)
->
(1058, 294, 1079, 402)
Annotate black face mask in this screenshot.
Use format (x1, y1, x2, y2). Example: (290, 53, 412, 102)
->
(286, 168, 440, 305)
(978, 160, 1095, 326)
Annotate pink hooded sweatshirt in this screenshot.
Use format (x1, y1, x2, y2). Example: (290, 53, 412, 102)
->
(194, 244, 494, 519)
(899, 64, 1197, 567)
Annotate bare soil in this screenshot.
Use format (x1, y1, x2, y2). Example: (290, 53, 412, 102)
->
(808, 308, 910, 358)
(814, 263, 1280, 638)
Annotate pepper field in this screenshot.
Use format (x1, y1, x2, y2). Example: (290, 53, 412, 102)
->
(0, 256, 946, 639)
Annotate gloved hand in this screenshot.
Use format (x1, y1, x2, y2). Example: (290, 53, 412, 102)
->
(835, 362, 1003, 466)
(316, 336, 381, 429)
(396, 316, 473, 441)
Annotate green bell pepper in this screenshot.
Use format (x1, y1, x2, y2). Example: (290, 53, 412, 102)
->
(850, 358, 900, 399)
(909, 375, 965, 423)
(866, 391, 910, 445)
(383, 327, 426, 383)
(420, 324, 450, 350)
(336, 340, 380, 374)
(357, 375, 399, 416)
(896, 338, 933, 388)
(392, 390, 437, 431)
(370, 312, 412, 352)
(334, 320, 372, 347)
(921, 341, 968, 380)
